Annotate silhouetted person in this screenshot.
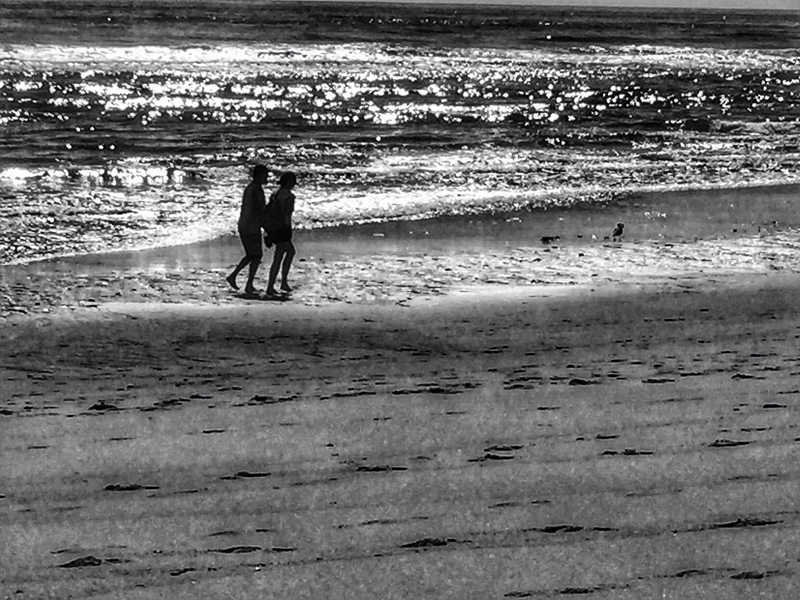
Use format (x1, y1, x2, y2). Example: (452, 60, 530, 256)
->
(611, 222, 624, 241)
(263, 171, 297, 297)
(227, 164, 269, 294)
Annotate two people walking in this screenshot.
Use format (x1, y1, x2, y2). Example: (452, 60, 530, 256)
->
(227, 164, 296, 297)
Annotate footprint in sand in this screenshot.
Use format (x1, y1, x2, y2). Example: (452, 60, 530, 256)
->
(709, 439, 752, 448)
(104, 483, 159, 492)
(484, 444, 524, 452)
(210, 546, 262, 554)
(490, 501, 520, 508)
(219, 471, 271, 480)
(469, 453, 514, 463)
(469, 444, 524, 463)
(400, 537, 454, 549)
(148, 397, 192, 410)
(59, 555, 103, 568)
(670, 568, 708, 578)
(537, 524, 583, 534)
(708, 517, 780, 529)
(731, 570, 781, 579)
(558, 587, 606, 595)
(88, 401, 120, 411)
(568, 377, 599, 386)
(603, 448, 654, 456)
(642, 377, 675, 384)
(355, 465, 408, 472)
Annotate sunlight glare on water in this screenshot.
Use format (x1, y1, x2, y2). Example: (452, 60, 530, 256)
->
(1, 2, 799, 263)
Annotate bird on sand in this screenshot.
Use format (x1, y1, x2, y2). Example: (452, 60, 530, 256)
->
(611, 223, 624, 241)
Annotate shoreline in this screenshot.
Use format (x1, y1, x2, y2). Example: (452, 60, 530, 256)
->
(1, 182, 798, 317)
(4, 181, 800, 270)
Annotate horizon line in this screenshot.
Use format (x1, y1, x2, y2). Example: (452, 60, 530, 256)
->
(267, 0, 800, 11)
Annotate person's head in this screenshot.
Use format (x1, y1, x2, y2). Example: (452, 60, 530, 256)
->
(279, 171, 297, 189)
(252, 164, 269, 183)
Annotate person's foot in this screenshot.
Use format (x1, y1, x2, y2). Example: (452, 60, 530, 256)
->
(280, 283, 292, 293)
(266, 287, 280, 297)
(244, 286, 259, 295)
(226, 274, 239, 290)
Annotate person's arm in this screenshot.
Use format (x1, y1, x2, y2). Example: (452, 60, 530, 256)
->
(252, 186, 266, 221)
(285, 192, 295, 227)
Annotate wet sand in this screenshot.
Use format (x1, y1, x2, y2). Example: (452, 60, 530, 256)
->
(2, 185, 800, 598)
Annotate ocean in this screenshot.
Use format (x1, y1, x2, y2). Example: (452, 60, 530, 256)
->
(1, 0, 799, 265)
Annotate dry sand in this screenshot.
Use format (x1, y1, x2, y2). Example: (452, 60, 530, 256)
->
(2, 185, 800, 598)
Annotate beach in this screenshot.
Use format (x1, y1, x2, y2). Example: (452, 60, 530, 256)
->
(3, 1, 799, 596)
(2, 185, 800, 598)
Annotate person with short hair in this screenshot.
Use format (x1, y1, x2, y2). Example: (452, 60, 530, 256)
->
(263, 171, 297, 297)
(226, 164, 269, 295)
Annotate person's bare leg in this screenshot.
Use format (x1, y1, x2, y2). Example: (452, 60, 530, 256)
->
(267, 248, 284, 296)
(280, 242, 296, 292)
(244, 257, 261, 294)
(227, 256, 251, 290)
